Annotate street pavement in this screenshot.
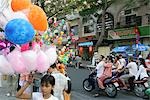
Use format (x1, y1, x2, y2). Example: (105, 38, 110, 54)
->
(67, 67, 145, 100)
(0, 66, 148, 100)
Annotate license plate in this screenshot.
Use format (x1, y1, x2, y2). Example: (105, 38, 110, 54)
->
(144, 82, 149, 88)
(114, 82, 119, 87)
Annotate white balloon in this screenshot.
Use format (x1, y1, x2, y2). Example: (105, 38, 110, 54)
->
(0, 4, 28, 29)
(0, 0, 9, 12)
(0, 55, 14, 75)
(45, 46, 58, 65)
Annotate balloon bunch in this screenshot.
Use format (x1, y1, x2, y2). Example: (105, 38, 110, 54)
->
(0, 45, 58, 74)
(42, 17, 73, 46)
(58, 46, 72, 65)
(0, 0, 48, 45)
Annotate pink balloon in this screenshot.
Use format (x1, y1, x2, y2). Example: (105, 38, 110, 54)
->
(21, 43, 29, 52)
(22, 50, 37, 72)
(0, 55, 15, 75)
(7, 49, 27, 74)
(45, 46, 58, 65)
(36, 50, 49, 73)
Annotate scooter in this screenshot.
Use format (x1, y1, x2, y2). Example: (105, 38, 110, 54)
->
(83, 71, 118, 98)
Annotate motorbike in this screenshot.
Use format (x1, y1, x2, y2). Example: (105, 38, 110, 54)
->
(114, 76, 149, 98)
(83, 71, 118, 98)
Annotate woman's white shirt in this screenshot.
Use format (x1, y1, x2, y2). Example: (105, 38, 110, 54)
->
(135, 65, 148, 80)
(32, 92, 58, 100)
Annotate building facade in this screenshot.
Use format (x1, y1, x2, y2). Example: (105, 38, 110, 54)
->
(66, 0, 150, 59)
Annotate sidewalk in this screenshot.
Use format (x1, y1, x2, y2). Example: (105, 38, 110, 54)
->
(0, 87, 15, 100)
(0, 78, 16, 100)
(80, 60, 96, 69)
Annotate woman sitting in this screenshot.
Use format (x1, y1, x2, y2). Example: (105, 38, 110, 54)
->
(97, 56, 113, 89)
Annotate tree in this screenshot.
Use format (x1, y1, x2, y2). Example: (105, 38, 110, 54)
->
(74, 0, 118, 50)
(33, 0, 149, 50)
(32, 0, 79, 18)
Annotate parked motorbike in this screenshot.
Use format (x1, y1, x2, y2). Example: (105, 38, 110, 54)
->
(83, 71, 118, 98)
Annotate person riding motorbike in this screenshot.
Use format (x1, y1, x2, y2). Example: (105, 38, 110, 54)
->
(119, 57, 138, 89)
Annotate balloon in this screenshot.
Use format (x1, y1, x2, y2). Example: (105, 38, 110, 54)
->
(60, 31, 64, 36)
(0, 0, 8, 12)
(0, 55, 14, 75)
(0, 7, 28, 29)
(11, 0, 31, 12)
(27, 5, 48, 31)
(21, 43, 29, 52)
(22, 50, 37, 72)
(45, 46, 58, 65)
(57, 40, 62, 45)
(36, 50, 49, 73)
(58, 37, 63, 41)
(5, 18, 35, 45)
(12, 11, 28, 20)
(7, 49, 27, 73)
(61, 19, 65, 25)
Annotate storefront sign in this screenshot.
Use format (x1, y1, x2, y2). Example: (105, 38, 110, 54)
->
(108, 25, 150, 40)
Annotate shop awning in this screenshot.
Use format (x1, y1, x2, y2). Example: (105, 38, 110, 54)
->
(78, 42, 93, 46)
(132, 44, 150, 51)
(112, 46, 130, 52)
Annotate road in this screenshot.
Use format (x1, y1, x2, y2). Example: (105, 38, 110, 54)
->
(67, 67, 145, 100)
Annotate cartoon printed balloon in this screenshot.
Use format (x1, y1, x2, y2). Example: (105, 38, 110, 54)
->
(5, 18, 35, 45)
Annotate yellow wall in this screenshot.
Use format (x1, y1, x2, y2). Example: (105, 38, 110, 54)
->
(98, 46, 110, 57)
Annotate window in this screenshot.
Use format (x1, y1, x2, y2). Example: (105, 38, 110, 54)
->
(83, 16, 95, 34)
(84, 25, 94, 33)
(70, 25, 79, 36)
(125, 15, 142, 26)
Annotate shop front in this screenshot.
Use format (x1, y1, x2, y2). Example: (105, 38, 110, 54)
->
(77, 36, 96, 61)
(108, 25, 150, 58)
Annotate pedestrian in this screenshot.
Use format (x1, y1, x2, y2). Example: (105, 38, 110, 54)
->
(56, 62, 71, 100)
(75, 55, 82, 69)
(16, 74, 58, 100)
(47, 63, 68, 100)
(19, 73, 32, 94)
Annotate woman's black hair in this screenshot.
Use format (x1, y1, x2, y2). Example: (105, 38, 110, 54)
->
(139, 58, 147, 68)
(41, 74, 55, 95)
(108, 56, 113, 63)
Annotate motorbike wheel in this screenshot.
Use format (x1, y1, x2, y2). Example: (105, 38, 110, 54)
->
(105, 83, 117, 98)
(83, 78, 93, 92)
(134, 84, 146, 98)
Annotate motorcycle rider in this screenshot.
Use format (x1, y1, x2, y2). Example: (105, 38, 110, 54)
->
(119, 56, 138, 89)
(90, 55, 105, 78)
(91, 55, 105, 97)
(97, 56, 113, 89)
(135, 58, 149, 80)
